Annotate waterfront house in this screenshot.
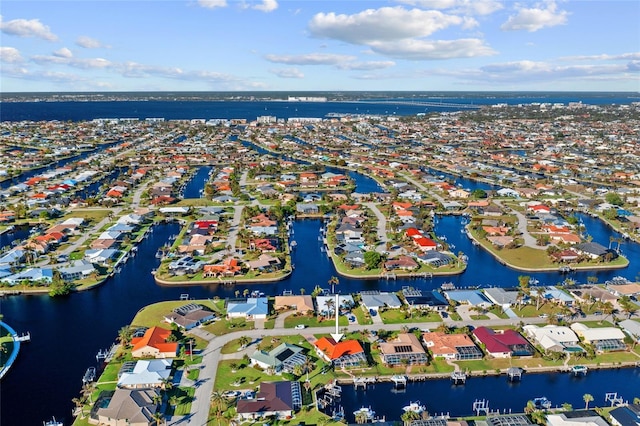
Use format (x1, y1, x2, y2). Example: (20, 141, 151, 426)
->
(250, 343, 307, 374)
(117, 358, 173, 389)
(226, 297, 269, 320)
(417, 251, 453, 267)
(84, 248, 120, 264)
(203, 257, 242, 278)
(472, 327, 533, 358)
(92, 388, 159, 426)
(609, 404, 640, 426)
(530, 286, 575, 306)
(314, 337, 367, 368)
(274, 295, 315, 314)
(315, 294, 355, 317)
(384, 255, 419, 271)
(246, 253, 282, 273)
(58, 259, 96, 281)
(422, 331, 483, 360)
(163, 303, 216, 330)
(168, 256, 204, 275)
(359, 291, 402, 313)
(618, 319, 640, 345)
(402, 287, 449, 311)
(546, 410, 609, 426)
(1, 267, 54, 286)
(131, 326, 178, 359)
(379, 332, 429, 366)
(483, 287, 521, 307)
(444, 290, 492, 307)
(236, 381, 302, 421)
(570, 323, 626, 352)
(574, 242, 614, 260)
(522, 325, 581, 353)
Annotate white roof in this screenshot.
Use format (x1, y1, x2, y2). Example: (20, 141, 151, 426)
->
(570, 323, 625, 341)
(619, 319, 640, 340)
(523, 324, 579, 345)
(117, 359, 173, 387)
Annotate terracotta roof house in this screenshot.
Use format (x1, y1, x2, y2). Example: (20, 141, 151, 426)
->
(384, 255, 419, 271)
(246, 253, 282, 273)
(130, 326, 178, 359)
(422, 332, 483, 360)
(472, 326, 533, 358)
(236, 381, 302, 421)
(314, 337, 367, 368)
(203, 257, 242, 278)
(92, 388, 159, 426)
(379, 333, 429, 366)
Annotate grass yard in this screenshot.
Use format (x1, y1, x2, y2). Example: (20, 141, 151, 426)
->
(65, 209, 112, 223)
(284, 314, 348, 328)
(131, 299, 220, 328)
(353, 306, 373, 325)
(380, 309, 441, 324)
(202, 318, 255, 336)
(166, 386, 195, 416)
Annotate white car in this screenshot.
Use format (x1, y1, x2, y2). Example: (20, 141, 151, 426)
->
(294, 324, 306, 329)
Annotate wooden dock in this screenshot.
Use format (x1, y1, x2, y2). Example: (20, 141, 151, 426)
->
(451, 371, 467, 384)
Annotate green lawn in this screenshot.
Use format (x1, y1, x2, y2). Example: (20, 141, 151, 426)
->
(166, 386, 195, 416)
(131, 299, 220, 328)
(284, 314, 348, 328)
(380, 309, 441, 324)
(353, 305, 373, 325)
(202, 318, 255, 336)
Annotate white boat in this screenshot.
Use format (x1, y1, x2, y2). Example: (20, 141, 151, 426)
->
(403, 401, 426, 414)
(353, 406, 375, 421)
(43, 417, 63, 426)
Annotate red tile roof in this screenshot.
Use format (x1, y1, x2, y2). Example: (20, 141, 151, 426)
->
(315, 337, 364, 360)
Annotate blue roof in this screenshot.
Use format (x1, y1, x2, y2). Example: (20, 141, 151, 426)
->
(227, 297, 269, 316)
(445, 290, 491, 305)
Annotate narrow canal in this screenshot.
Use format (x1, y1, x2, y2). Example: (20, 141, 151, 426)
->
(1, 174, 639, 424)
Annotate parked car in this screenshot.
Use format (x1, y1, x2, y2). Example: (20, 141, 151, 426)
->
(294, 324, 306, 329)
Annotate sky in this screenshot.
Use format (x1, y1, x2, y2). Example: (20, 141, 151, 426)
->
(0, 0, 639, 92)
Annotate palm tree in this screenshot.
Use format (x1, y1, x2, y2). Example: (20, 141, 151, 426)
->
(355, 411, 369, 424)
(303, 356, 314, 381)
(583, 393, 594, 410)
(152, 411, 164, 425)
(328, 276, 339, 294)
(210, 390, 227, 424)
(117, 325, 133, 348)
(401, 410, 421, 425)
(238, 335, 250, 349)
(300, 288, 306, 295)
(325, 298, 335, 320)
(524, 400, 536, 414)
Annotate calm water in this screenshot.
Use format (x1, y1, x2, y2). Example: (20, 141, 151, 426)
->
(2, 92, 638, 122)
(1, 96, 639, 424)
(338, 368, 640, 422)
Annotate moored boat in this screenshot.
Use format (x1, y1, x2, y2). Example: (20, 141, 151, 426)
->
(403, 400, 426, 414)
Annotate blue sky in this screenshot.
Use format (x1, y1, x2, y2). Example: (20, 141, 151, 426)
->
(1, 0, 638, 92)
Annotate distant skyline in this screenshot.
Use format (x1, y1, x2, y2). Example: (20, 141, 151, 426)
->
(1, 0, 639, 93)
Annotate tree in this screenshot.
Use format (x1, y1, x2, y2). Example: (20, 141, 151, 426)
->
(328, 276, 339, 294)
(238, 336, 250, 349)
(364, 251, 382, 270)
(401, 410, 421, 425)
(471, 189, 487, 199)
(605, 192, 623, 206)
(583, 393, 594, 410)
(117, 325, 134, 348)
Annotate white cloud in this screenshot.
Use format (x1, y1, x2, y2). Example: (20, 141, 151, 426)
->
(336, 61, 396, 71)
(397, 0, 503, 16)
(264, 53, 356, 65)
(76, 36, 108, 49)
(561, 52, 640, 61)
(0, 46, 23, 63)
(271, 68, 304, 78)
(0, 16, 58, 41)
(369, 38, 496, 60)
(31, 54, 112, 69)
(198, 0, 227, 9)
(501, 1, 568, 32)
(53, 48, 73, 58)
(252, 0, 278, 12)
(476, 60, 632, 82)
(308, 7, 471, 44)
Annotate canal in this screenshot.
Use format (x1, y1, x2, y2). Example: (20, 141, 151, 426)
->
(1, 163, 639, 424)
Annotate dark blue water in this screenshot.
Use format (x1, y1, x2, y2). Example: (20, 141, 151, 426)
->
(0, 225, 30, 250)
(2, 93, 637, 122)
(425, 167, 497, 192)
(74, 167, 128, 199)
(338, 368, 640, 422)
(433, 215, 640, 287)
(1, 213, 639, 424)
(182, 166, 213, 198)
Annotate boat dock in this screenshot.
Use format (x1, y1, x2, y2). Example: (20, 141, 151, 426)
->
(507, 367, 522, 381)
(451, 371, 467, 384)
(391, 375, 407, 388)
(571, 365, 588, 376)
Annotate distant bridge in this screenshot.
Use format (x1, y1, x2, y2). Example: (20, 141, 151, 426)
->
(353, 99, 483, 109)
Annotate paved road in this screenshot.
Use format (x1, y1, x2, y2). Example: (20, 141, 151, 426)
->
(171, 311, 609, 425)
(363, 202, 388, 253)
(494, 200, 545, 250)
